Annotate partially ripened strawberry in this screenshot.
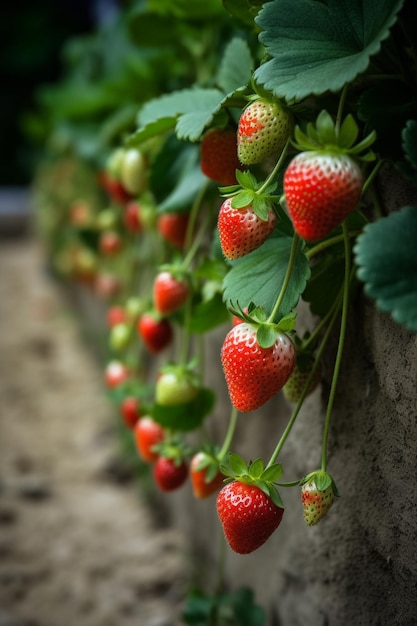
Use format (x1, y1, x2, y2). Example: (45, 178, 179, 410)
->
(200, 128, 242, 186)
(106, 305, 128, 328)
(123, 201, 143, 233)
(134, 416, 165, 463)
(218, 197, 276, 260)
(104, 360, 129, 389)
(190, 451, 224, 499)
(120, 396, 141, 429)
(153, 456, 188, 492)
(153, 271, 189, 315)
(284, 151, 363, 242)
(221, 322, 296, 412)
(216, 481, 284, 554)
(237, 98, 292, 165)
(300, 471, 337, 526)
(283, 355, 321, 403)
(157, 212, 189, 249)
(137, 313, 173, 354)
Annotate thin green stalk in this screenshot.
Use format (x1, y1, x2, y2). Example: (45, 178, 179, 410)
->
(321, 221, 351, 472)
(361, 158, 384, 196)
(266, 299, 341, 468)
(257, 137, 291, 195)
(266, 233, 300, 324)
(183, 181, 209, 253)
(217, 406, 239, 461)
(181, 211, 211, 271)
(335, 84, 348, 135)
(306, 229, 361, 260)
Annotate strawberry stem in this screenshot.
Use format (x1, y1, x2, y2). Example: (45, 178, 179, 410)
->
(306, 229, 362, 260)
(257, 137, 291, 195)
(266, 233, 300, 324)
(321, 221, 351, 473)
(183, 181, 209, 256)
(335, 84, 348, 136)
(266, 297, 342, 469)
(217, 406, 239, 462)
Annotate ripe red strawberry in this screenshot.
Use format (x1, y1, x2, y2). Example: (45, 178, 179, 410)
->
(153, 456, 188, 492)
(284, 151, 363, 242)
(216, 481, 284, 554)
(106, 305, 128, 328)
(134, 416, 164, 463)
(120, 396, 141, 429)
(104, 360, 129, 389)
(237, 98, 292, 165)
(157, 212, 189, 249)
(200, 128, 242, 186)
(218, 197, 276, 260)
(99, 231, 123, 256)
(190, 452, 224, 499)
(137, 313, 173, 354)
(301, 473, 336, 526)
(123, 201, 143, 233)
(221, 322, 296, 412)
(153, 271, 189, 315)
(98, 170, 132, 205)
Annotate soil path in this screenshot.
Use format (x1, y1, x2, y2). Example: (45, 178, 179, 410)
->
(0, 237, 187, 626)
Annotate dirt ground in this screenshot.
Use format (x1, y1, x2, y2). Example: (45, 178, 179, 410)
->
(0, 236, 188, 626)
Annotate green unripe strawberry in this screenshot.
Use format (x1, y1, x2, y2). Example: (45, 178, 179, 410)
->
(283, 357, 321, 403)
(237, 98, 292, 165)
(300, 472, 337, 526)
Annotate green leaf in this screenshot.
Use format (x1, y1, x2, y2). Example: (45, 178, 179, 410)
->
(188, 293, 231, 333)
(354, 206, 417, 333)
(217, 38, 254, 95)
(153, 387, 215, 431)
(303, 254, 345, 317)
(136, 87, 224, 142)
(223, 230, 310, 321)
(254, 0, 404, 101)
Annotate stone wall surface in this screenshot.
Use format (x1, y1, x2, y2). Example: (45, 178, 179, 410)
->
(163, 168, 417, 625)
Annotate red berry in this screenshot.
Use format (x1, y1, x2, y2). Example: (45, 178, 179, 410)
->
(153, 457, 188, 492)
(106, 305, 128, 328)
(157, 212, 189, 249)
(120, 396, 141, 429)
(99, 231, 123, 256)
(221, 322, 296, 412)
(98, 170, 132, 204)
(134, 416, 164, 463)
(218, 197, 276, 260)
(283, 151, 363, 242)
(216, 481, 284, 554)
(104, 360, 129, 389)
(123, 201, 143, 233)
(200, 128, 242, 186)
(190, 452, 224, 499)
(153, 271, 189, 315)
(137, 313, 173, 354)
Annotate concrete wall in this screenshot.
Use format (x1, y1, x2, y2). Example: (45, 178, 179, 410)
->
(164, 167, 417, 624)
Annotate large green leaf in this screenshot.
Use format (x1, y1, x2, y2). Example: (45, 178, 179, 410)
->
(400, 120, 417, 185)
(354, 206, 417, 333)
(254, 0, 404, 101)
(131, 87, 224, 143)
(222, 230, 310, 320)
(217, 38, 254, 95)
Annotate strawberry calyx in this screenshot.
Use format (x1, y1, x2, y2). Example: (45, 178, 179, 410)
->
(220, 453, 284, 509)
(219, 170, 279, 222)
(191, 445, 223, 484)
(292, 110, 376, 161)
(228, 301, 296, 348)
(299, 470, 339, 496)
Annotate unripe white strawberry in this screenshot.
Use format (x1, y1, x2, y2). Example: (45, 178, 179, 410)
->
(300, 472, 336, 526)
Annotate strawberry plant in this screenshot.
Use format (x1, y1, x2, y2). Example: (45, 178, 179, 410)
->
(30, 0, 417, 621)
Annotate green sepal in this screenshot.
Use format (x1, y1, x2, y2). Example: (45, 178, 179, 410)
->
(256, 324, 277, 349)
(231, 190, 255, 208)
